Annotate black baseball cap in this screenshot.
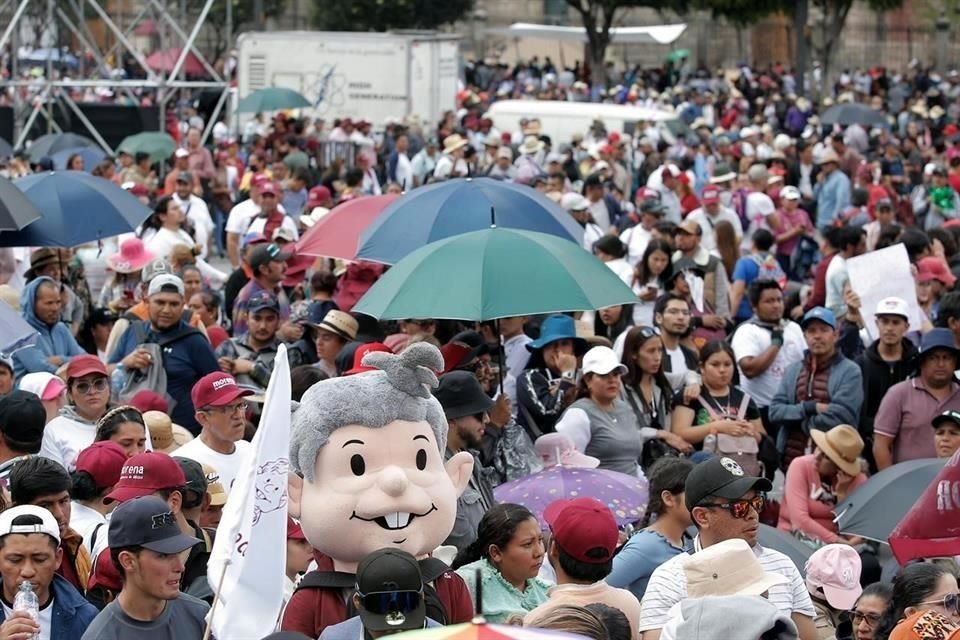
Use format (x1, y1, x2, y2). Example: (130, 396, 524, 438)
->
(249, 243, 291, 271)
(175, 170, 193, 184)
(356, 548, 426, 632)
(933, 409, 960, 430)
(0, 391, 45, 450)
(108, 495, 200, 553)
(684, 456, 773, 511)
(433, 371, 495, 420)
(173, 457, 208, 502)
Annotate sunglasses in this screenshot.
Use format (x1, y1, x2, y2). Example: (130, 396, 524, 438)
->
(359, 590, 422, 622)
(918, 593, 960, 616)
(74, 378, 109, 395)
(698, 495, 766, 519)
(846, 610, 881, 628)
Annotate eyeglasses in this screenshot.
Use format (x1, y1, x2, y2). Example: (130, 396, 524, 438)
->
(359, 590, 422, 623)
(918, 593, 960, 616)
(698, 495, 766, 519)
(846, 610, 881, 628)
(74, 378, 108, 395)
(203, 401, 248, 416)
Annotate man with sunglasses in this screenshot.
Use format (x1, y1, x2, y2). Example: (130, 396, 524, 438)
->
(639, 456, 817, 640)
(172, 372, 255, 496)
(320, 548, 441, 640)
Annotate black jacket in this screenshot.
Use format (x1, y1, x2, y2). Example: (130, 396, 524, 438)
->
(856, 338, 919, 440)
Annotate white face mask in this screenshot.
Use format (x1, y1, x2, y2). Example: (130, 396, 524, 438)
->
(719, 190, 734, 208)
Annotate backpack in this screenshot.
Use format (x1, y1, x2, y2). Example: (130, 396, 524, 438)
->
(295, 557, 451, 625)
(750, 253, 788, 289)
(117, 319, 202, 408)
(698, 391, 763, 477)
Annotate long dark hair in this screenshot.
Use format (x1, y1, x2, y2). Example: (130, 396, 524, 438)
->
(139, 196, 176, 236)
(593, 305, 633, 342)
(640, 457, 694, 527)
(620, 326, 673, 413)
(452, 503, 536, 569)
(875, 563, 956, 640)
(96, 406, 145, 442)
(634, 239, 673, 287)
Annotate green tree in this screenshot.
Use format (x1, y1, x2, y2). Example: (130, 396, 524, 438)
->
(311, 0, 474, 31)
(187, 0, 289, 60)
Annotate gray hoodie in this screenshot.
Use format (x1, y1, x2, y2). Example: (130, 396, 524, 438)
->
(675, 595, 799, 640)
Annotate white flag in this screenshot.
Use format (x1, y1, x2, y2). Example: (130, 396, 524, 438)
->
(207, 345, 291, 639)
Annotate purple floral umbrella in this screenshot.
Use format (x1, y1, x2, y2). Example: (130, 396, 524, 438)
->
(494, 466, 649, 527)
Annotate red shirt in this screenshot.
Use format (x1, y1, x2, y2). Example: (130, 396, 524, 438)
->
(281, 552, 474, 637)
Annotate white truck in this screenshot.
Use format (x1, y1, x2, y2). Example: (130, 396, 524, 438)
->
(236, 31, 460, 127)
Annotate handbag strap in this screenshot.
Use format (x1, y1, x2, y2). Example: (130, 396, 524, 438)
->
(736, 389, 751, 420)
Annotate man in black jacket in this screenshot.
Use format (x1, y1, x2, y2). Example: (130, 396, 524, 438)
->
(854, 296, 918, 471)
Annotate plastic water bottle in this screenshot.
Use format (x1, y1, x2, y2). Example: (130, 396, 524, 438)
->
(13, 581, 39, 640)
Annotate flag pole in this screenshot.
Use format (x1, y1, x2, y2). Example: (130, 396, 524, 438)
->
(202, 558, 232, 640)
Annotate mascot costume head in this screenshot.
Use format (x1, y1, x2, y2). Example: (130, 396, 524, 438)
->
(288, 343, 474, 572)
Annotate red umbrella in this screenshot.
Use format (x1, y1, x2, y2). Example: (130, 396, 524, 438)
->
(145, 48, 207, 76)
(889, 451, 960, 564)
(295, 194, 399, 261)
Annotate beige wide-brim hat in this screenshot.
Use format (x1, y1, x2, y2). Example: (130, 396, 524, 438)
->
(683, 538, 788, 598)
(810, 424, 863, 477)
(312, 309, 359, 342)
(817, 148, 842, 166)
(144, 410, 194, 454)
(520, 135, 544, 155)
(442, 134, 468, 154)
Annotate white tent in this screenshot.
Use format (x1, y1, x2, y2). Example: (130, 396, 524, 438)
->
(486, 22, 687, 45)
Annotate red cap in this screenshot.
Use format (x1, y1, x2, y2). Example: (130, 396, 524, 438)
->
(87, 548, 122, 592)
(251, 173, 270, 189)
(917, 257, 958, 286)
(105, 451, 187, 503)
(191, 372, 253, 410)
(702, 185, 720, 204)
(259, 181, 278, 196)
(344, 342, 392, 376)
(66, 354, 108, 380)
(544, 497, 619, 564)
(127, 183, 149, 197)
(128, 390, 169, 414)
(607, 132, 621, 144)
(634, 186, 658, 203)
(306, 185, 332, 209)
(75, 441, 128, 490)
(287, 517, 306, 540)
(945, 124, 959, 137)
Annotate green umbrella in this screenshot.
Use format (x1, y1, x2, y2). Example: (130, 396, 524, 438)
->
(666, 49, 690, 64)
(236, 87, 312, 113)
(353, 227, 638, 321)
(117, 132, 177, 163)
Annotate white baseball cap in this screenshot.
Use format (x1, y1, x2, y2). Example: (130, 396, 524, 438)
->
(147, 274, 185, 297)
(874, 296, 909, 320)
(560, 192, 590, 212)
(780, 186, 802, 201)
(0, 505, 61, 545)
(581, 346, 628, 377)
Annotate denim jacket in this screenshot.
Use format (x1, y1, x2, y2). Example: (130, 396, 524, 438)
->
(0, 574, 98, 640)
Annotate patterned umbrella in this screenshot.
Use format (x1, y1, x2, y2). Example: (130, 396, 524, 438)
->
(494, 466, 648, 527)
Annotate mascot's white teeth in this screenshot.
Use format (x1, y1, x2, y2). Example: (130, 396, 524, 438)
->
(378, 512, 413, 530)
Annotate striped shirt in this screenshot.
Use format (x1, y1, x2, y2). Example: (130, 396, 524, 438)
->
(639, 538, 815, 633)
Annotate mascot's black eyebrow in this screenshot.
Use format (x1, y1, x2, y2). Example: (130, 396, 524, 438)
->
(342, 439, 365, 448)
(413, 435, 429, 442)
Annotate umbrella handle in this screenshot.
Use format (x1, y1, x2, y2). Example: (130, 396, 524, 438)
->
(495, 317, 504, 396)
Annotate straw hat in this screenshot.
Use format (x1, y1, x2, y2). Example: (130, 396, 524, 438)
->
(520, 135, 544, 155)
(144, 410, 194, 454)
(817, 148, 842, 166)
(201, 464, 227, 507)
(810, 424, 863, 477)
(310, 310, 358, 342)
(442, 134, 468, 154)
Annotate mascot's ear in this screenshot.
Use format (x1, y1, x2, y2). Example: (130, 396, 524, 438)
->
(444, 451, 474, 497)
(288, 472, 304, 519)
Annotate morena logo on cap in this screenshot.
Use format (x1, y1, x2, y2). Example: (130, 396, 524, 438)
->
(211, 377, 236, 391)
(120, 464, 145, 480)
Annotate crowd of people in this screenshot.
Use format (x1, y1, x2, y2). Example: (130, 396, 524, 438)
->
(0, 57, 959, 640)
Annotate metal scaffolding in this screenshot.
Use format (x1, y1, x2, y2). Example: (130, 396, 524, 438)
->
(0, 0, 232, 152)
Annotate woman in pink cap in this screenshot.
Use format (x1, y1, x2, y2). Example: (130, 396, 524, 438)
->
(98, 237, 155, 312)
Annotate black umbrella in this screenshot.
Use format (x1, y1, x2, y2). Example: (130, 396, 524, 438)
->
(821, 103, 889, 129)
(757, 524, 812, 576)
(0, 175, 40, 231)
(26, 132, 98, 161)
(834, 457, 946, 543)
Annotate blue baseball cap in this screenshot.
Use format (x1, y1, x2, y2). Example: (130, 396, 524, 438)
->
(801, 307, 836, 330)
(919, 328, 959, 359)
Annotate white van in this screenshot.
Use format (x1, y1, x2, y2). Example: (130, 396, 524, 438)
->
(486, 100, 679, 145)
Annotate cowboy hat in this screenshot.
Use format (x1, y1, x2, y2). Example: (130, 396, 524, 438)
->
(810, 424, 863, 477)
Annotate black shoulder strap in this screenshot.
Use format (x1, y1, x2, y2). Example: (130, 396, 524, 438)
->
(89, 522, 105, 553)
(157, 325, 202, 349)
(294, 570, 356, 592)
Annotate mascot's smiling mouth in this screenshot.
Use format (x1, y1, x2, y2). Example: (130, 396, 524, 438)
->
(350, 504, 438, 530)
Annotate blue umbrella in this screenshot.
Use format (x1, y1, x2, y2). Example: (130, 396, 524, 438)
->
(0, 172, 151, 247)
(0, 301, 36, 354)
(51, 146, 107, 172)
(355, 177, 584, 264)
(27, 133, 98, 161)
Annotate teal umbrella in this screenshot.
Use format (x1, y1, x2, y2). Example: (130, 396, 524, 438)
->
(666, 49, 690, 64)
(236, 87, 311, 113)
(353, 227, 638, 321)
(117, 132, 177, 163)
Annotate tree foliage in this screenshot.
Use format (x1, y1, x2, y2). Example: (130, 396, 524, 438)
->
(310, 0, 475, 32)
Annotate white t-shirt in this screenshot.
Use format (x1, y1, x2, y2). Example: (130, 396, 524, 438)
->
(730, 321, 807, 406)
(639, 540, 815, 633)
(588, 199, 610, 231)
(665, 345, 689, 390)
(144, 227, 196, 262)
(620, 224, 652, 267)
(69, 501, 107, 555)
(605, 258, 634, 287)
(685, 206, 743, 252)
(172, 438, 251, 496)
(225, 198, 260, 235)
(433, 155, 467, 179)
(825, 255, 849, 317)
(1, 596, 52, 640)
(39, 415, 96, 471)
(743, 192, 775, 250)
(173, 194, 214, 259)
